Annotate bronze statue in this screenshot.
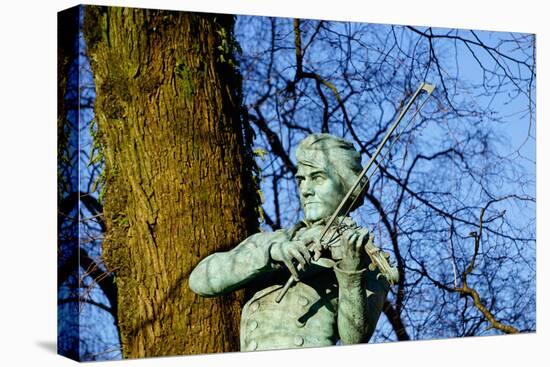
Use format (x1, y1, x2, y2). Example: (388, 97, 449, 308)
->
(189, 133, 396, 351)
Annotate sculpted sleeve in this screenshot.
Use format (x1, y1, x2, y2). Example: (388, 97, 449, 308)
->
(334, 262, 389, 344)
(188, 231, 285, 297)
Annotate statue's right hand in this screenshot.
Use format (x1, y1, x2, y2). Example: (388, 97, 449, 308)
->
(270, 239, 312, 280)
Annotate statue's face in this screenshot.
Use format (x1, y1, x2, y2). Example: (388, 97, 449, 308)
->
(296, 159, 345, 222)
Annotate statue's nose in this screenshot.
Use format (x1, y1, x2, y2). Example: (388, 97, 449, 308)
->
(300, 180, 314, 197)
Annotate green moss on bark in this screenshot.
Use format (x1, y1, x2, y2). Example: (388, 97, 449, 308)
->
(83, 6, 259, 358)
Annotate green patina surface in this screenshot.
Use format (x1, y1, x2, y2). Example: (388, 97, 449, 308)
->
(189, 133, 396, 351)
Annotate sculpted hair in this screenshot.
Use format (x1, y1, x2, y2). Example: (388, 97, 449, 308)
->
(296, 133, 367, 210)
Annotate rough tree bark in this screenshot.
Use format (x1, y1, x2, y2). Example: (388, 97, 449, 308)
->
(83, 6, 259, 358)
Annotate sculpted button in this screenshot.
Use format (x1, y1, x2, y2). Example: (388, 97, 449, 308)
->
(295, 319, 306, 328)
(298, 297, 309, 306)
(249, 320, 258, 331)
(249, 340, 258, 351)
(250, 302, 259, 312)
(294, 336, 304, 346)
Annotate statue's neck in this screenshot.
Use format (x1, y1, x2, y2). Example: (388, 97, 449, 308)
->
(302, 216, 328, 228)
(303, 215, 353, 228)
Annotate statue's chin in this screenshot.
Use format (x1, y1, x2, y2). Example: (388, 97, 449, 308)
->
(304, 210, 328, 223)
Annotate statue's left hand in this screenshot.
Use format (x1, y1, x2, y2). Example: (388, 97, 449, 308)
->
(338, 228, 370, 271)
(270, 239, 312, 280)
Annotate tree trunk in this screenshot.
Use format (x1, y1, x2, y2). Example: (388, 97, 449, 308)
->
(83, 6, 258, 358)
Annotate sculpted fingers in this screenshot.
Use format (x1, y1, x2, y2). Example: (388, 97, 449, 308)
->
(288, 241, 312, 272)
(295, 241, 312, 265)
(311, 239, 323, 261)
(289, 248, 307, 269)
(270, 240, 312, 280)
(356, 229, 370, 253)
(339, 229, 368, 271)
(282, 255, 300, 280)
(344, 231, 359, 251)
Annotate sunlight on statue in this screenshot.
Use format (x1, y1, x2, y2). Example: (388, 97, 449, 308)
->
(189, 133, 395, 351)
